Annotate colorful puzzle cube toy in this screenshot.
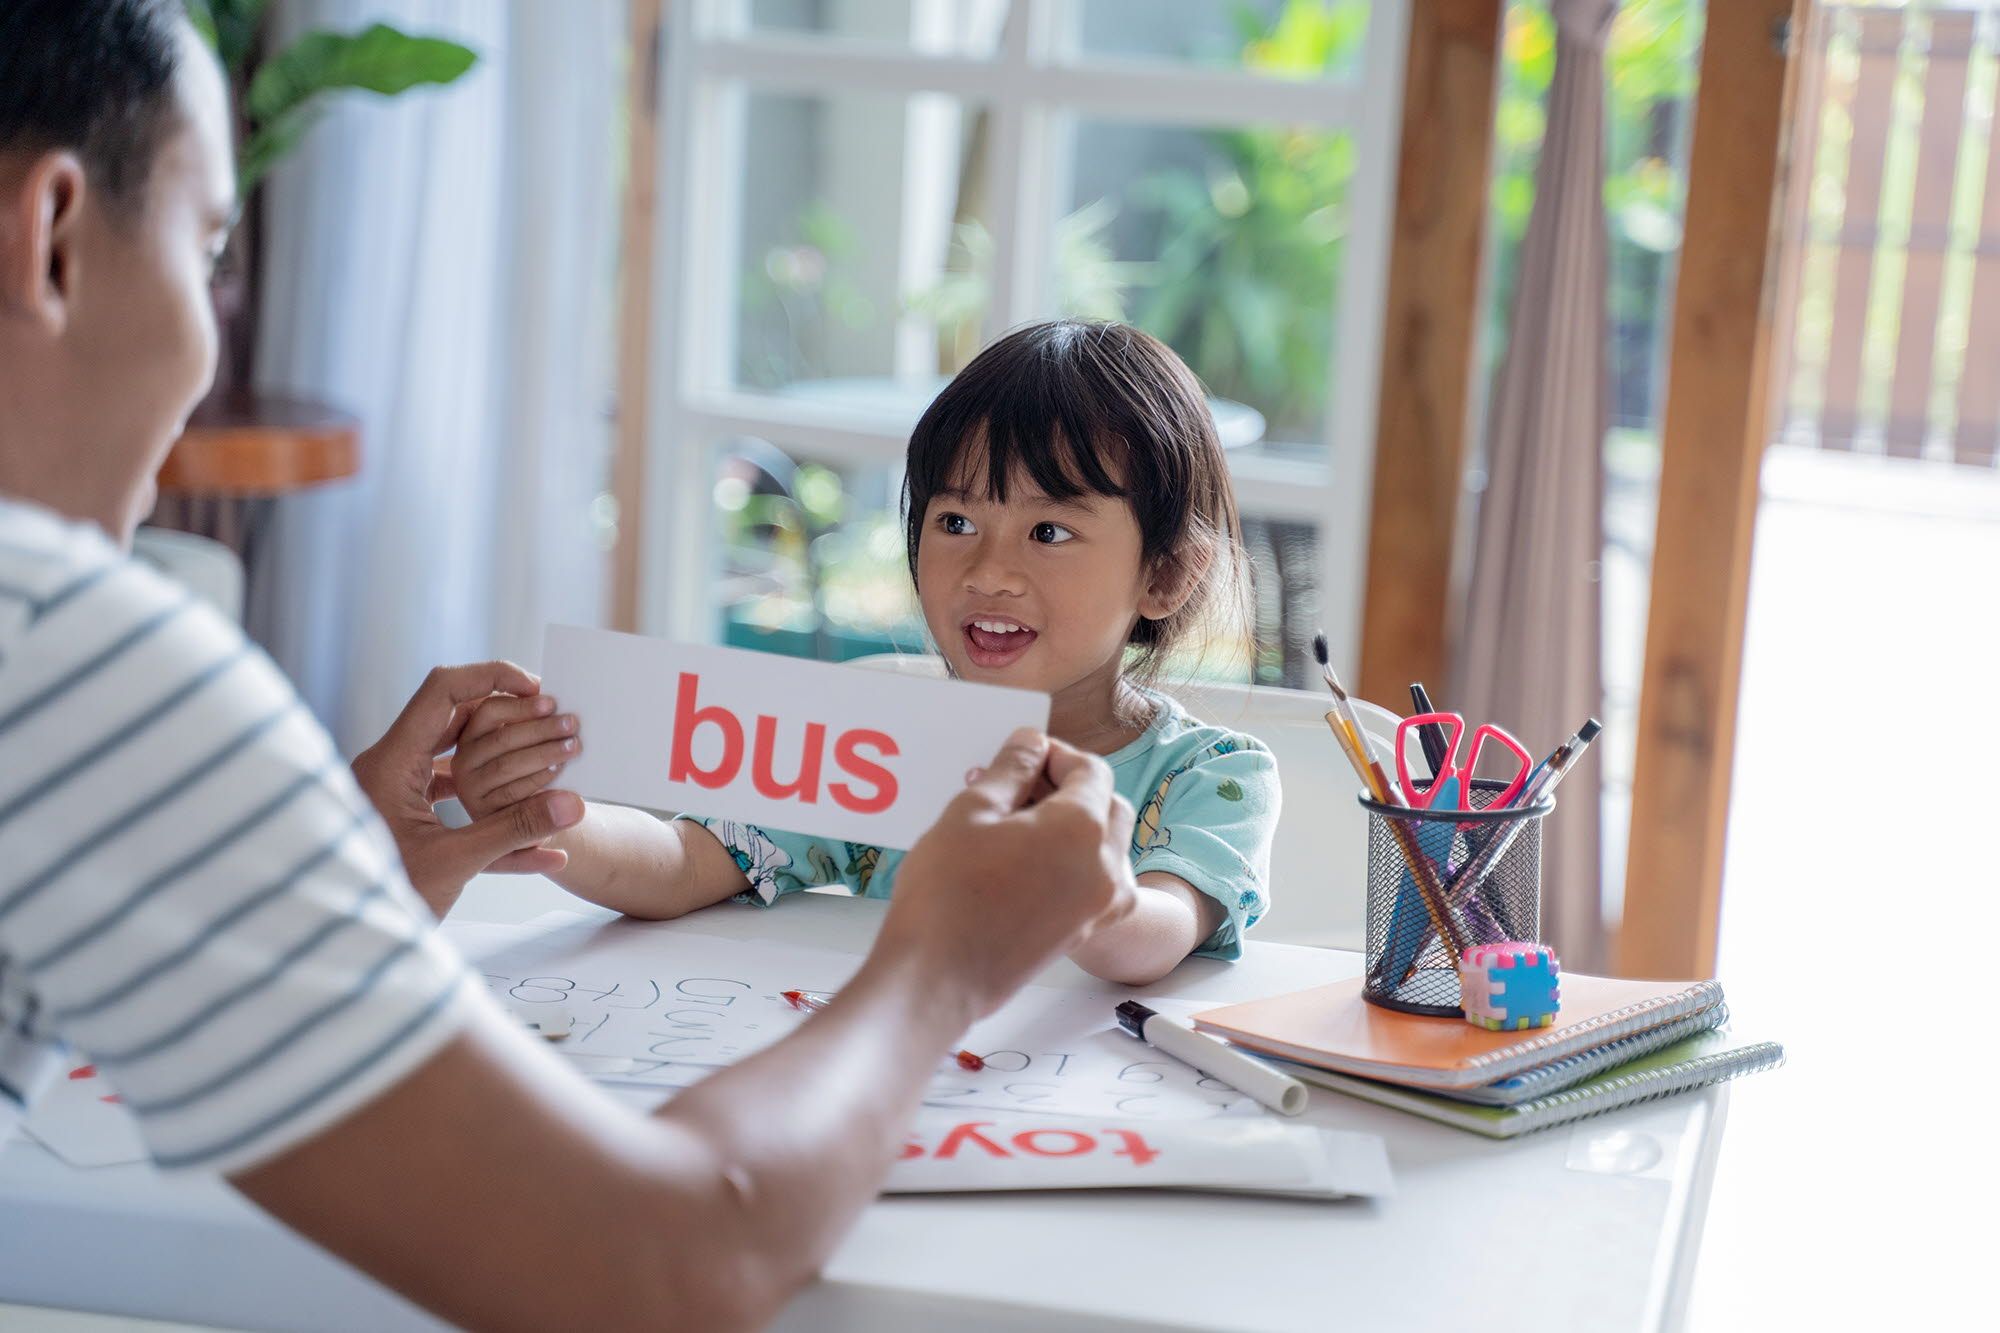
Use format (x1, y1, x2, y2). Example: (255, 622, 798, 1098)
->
(1458, 942, 1560, 1031)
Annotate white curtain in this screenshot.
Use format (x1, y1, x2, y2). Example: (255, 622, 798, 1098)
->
(251, 0, 621, 754)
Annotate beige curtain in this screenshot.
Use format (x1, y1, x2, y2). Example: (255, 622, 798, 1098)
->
(1454, 0, 1614, 970)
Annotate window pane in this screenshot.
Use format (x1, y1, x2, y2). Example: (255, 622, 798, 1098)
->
(736, 0, 1006, 57)
(1061, 0, 1370, 82)
(1150, 515, 1323, 689)
(727, 90, 989, 414)
(1061, 118, 1356, 452)
(712, 437, 925, 660)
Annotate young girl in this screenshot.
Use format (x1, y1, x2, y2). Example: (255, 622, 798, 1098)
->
(454, 320, 1279, 985)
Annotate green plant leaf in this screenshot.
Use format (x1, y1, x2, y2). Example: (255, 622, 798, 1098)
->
(248, 24, 477, 126)
(184, 1, 218, 51)
(236, 102, 323, 193)
(185, 0, 270, 78)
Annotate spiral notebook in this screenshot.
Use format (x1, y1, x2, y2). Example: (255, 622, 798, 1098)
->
(1433, 1003, 1732, 1107)
(1279, 1029, 1786, 1138)
(1193, 973, 1726, 1092)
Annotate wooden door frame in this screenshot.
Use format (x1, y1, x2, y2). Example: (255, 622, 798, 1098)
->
(1617, 0, 1812, 979)
(610, 0, 666, 633)
(1357, 1, 1809, 978)
(1356, 0, 1504, 707)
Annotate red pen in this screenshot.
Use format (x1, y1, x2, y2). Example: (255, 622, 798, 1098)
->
(782, 989, 985, 1072)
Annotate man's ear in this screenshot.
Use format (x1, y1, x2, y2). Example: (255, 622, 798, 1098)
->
(1138, 537, 1215, 622)
(0, 151, 86, 333)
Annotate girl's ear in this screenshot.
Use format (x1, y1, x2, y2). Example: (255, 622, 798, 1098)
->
(1138, 536, 1213, 622)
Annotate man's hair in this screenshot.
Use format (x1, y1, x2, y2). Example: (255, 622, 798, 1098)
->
(0, 0, 188, 205)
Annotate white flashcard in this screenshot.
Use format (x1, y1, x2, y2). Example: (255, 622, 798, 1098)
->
(540, 626, 1048, 848)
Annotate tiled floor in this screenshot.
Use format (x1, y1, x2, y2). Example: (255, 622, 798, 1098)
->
(1681, 447, 1997, 1328)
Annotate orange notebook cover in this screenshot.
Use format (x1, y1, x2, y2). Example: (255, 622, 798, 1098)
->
(1193, 974, 1724, 1091)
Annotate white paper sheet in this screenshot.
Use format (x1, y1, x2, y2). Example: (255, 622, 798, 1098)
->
(450, 915, 1268, 1122)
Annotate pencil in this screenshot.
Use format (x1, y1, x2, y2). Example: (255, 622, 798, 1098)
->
(783, 989, 986, 1071)
(1309, 635, 1468, 964)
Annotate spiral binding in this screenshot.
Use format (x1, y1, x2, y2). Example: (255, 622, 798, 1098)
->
(1486, 1004, 1732, 1100)
(1458, 980, 1727, 1076)
(1513, 1040, 1788, 1134)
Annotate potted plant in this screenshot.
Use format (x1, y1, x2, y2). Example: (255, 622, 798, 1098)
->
(184, 0, 479, 398)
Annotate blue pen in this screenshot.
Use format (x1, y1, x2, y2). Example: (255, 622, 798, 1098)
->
(1379, 773, 1461, 986)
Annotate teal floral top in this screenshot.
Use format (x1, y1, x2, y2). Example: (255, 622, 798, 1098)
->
(681, 688, 1280, 960)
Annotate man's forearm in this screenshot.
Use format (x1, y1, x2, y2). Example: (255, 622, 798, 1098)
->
(653, 940, 976, 1318)
(232, 947, 982, 1333)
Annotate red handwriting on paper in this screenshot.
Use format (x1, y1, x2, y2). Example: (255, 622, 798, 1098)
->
(667, 672, 899, 813)
(901, 1122, 1160, 1167)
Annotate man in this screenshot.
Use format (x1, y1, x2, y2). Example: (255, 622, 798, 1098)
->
(0, 3, 1138, 1328)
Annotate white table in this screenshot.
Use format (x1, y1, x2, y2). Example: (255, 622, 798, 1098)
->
(0, 879, 1727, 1333)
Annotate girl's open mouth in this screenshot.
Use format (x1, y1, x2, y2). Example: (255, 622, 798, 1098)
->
(963, 617, 1039, 668)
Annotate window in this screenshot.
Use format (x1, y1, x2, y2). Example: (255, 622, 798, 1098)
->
(645, 0, 1409, 686)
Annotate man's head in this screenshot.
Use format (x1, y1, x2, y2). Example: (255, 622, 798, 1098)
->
(0, 0, 236, 545)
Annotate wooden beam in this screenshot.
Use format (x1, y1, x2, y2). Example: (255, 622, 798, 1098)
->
(1617, 0, 1811, 980)
(1356, 0, 1502, 706)
(609, 0, 666, 633)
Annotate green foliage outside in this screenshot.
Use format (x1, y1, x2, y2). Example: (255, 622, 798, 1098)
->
(720, 0, 1704, 654)
(1490, 0, 1703, 434)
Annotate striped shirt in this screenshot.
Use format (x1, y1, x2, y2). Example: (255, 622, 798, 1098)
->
(0, 498, 474, 1173)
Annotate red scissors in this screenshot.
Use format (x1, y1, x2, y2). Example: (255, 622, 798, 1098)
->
(1393, 712, 1532, 810)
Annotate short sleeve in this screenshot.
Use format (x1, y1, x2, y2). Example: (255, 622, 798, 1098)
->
(1128, 738, 1280, 961)
(677, 816, 889, 905)
(0, 517, 476, 1174)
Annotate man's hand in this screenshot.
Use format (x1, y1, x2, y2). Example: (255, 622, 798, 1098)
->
(879, 728, 1139, 1022)
(350, 662, 585, 918)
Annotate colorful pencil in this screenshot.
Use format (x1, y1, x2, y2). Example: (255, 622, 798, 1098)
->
(1310, 634, 1468, 965)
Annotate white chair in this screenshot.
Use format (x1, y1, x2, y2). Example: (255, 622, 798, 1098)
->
(132, 525, 245, 625)
(846, 653, 1412, 951)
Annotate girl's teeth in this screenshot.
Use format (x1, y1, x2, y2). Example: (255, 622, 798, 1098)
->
(975, 620, 1021, 633)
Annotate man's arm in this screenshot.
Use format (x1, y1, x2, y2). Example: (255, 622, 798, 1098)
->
(232, 952, 971, 1331)
(234, 732, 1134, 1333)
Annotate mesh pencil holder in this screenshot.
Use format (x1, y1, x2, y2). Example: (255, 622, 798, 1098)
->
(1359, 779, 1555, 1017)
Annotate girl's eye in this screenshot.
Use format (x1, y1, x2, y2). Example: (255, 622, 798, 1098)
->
(1031, 522, 1075, 545)
(938, 511, 976, 536)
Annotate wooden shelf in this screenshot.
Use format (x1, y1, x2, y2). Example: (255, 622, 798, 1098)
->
(157, 392, 361, 496)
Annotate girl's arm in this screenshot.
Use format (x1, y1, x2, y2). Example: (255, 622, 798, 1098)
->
(545, 805, 749, 919)
(1065, 871, 1224, 986)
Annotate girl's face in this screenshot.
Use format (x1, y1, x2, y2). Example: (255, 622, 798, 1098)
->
(916, 464, 1182, 702)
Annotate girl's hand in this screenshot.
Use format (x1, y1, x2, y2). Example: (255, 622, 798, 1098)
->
(351, 662, 586, 918)
(449, 692, 582, 822)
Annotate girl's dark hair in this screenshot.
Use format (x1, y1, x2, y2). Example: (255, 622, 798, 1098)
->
(903, 319, 1248, 680)
(0, 0, 186, 210)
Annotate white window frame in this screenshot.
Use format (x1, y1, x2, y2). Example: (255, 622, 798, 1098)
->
(639, 0, 1409, 681)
